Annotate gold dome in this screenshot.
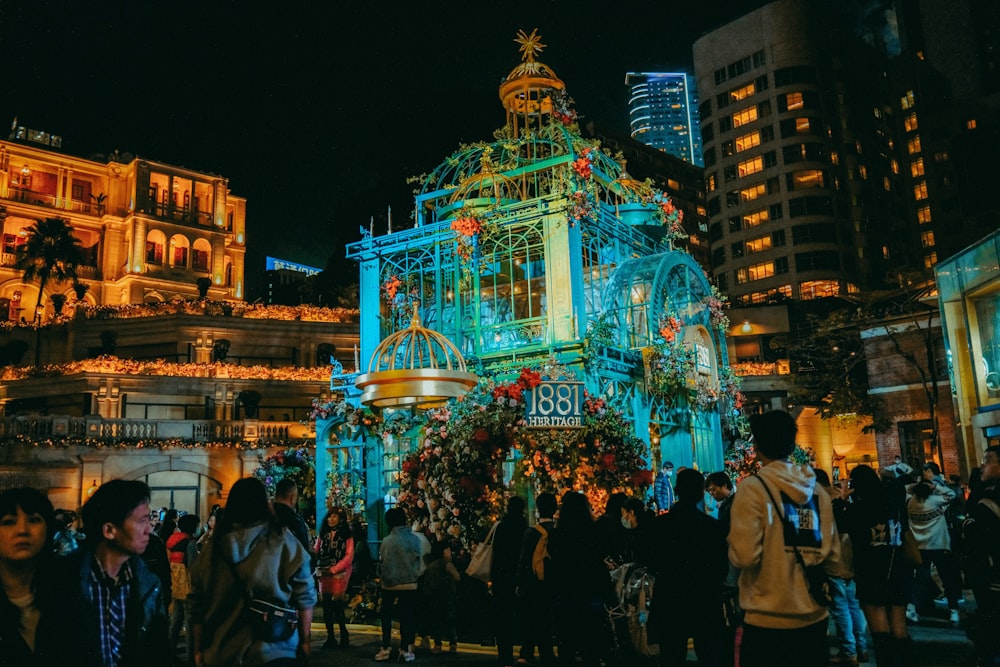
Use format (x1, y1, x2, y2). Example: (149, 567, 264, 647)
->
(499, 29, 566, 134)
(355, 306, 478, 409)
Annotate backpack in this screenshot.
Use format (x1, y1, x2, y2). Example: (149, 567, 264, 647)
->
(531, 523, 550, 581)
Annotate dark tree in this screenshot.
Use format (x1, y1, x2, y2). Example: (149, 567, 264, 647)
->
(14, 217, 84, 320)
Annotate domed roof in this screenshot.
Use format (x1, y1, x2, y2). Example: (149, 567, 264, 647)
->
(355, 306, 478, 409)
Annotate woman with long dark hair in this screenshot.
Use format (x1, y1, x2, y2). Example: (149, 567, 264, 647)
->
(188, 477, 316, 667)
(0, 487, 95, 666)
(314, 507, 353, 649)
(839, 465, 915, 665)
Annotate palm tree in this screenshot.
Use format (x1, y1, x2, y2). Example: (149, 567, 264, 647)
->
(14, 217, 84, 321)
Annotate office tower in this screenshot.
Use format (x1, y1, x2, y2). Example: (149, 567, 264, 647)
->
(625, 72, 704, 167)
(693, 0, 907, 306)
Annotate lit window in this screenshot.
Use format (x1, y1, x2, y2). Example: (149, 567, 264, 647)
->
(734, 131, 761, 153)
(903, 113, 918, 132)
(923, 252, 937, 268)
(910, 158, 925, 177)
(730, 82, 756, 102)
(891, 159, 899, 174)
(967, 119, 977, 130)
(913, 182, 929, 200)
(873, 106, 883, 119)
(739, 183, 767, 202)
(732, 106, 759, 128)
(901, 90, 916, 110)
(791, 170, 825, 189)
(921, 231, 935, 247)
(934, 152, 949, 162)
(907, 136, 922, 154)
(795, 118, 810, 133)
(786, 92, 804, 110)
(830, 150, 839, 166)
(706, 174, 717, 192)
(745, 235, 773, 253)
(916, 206, 932, 224)
(738, 156, 765, 177)
(883, 177, 891, 191)
(799, 280, 840, 300)
(742, 209, 770, 228)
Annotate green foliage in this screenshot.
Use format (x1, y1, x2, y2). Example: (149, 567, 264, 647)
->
(775, 307, 890, 433)
(253, 448, 316, 526)
(15, 217, 84, 314)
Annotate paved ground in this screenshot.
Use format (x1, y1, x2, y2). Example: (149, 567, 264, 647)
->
(296, 618, 979, 666)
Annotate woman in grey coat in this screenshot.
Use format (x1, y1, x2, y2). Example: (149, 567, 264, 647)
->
(189, 478, 316, 667)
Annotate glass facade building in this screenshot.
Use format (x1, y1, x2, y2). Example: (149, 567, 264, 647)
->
(626, 72, 704, 167)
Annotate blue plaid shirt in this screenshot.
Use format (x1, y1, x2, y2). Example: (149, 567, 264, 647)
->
(89, 557, 134, 667)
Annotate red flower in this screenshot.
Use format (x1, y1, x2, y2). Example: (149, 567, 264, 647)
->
(450, 216, 482, 237)
(630, 469, 654, 487)
(517, 368, 542, 390)
(474, 429, 490, 443)
(572, 149, 593, 180)
(599, 453, 617, 471)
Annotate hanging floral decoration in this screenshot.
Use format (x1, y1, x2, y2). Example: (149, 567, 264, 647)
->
(647, 317, 694, 398)
(396, 361, 652, 543)
(450, 215, 483, 261)
(568, 190, 595, 225)
(325, 470, 366, 516)
(253, 447, 317, 527)
(379, 273, 431, 329)
(724, 437, 759, 485)
(550, 89, 579, 127)
(571, 148, 594, 180)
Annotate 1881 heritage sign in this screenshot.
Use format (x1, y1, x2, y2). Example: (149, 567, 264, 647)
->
(525, 381, 585, 428)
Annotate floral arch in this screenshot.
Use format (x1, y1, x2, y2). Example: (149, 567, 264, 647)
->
(396, 363, 652, 542)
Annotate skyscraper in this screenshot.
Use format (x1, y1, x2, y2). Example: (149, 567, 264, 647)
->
(693, 0, 903, 305)
(625, 72, 704, 167)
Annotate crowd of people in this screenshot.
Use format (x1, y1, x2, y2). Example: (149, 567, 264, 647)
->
(0, 417, 997, 667)
(426, 410, 999, 667)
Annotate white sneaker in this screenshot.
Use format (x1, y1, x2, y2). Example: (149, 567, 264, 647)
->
(905, 604, 919, 623)
(949, 609, 960, 625)
(400, 651, 416, 663)
(375, 647, 393, 662)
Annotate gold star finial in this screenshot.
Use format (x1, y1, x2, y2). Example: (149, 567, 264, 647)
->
(514, 28, 545, 63)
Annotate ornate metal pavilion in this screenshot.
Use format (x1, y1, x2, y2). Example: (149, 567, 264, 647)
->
(319, 30, 734, 529)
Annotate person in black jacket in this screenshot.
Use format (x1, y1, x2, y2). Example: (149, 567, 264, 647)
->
(56, 479, 171, 667)
(515, 492, 558, 667)
(273, 478, 313, 563)
(0, 487, 99, 667)
(549, 491, 613, 667)
(648, 469, 729, 667)
(491, 496, 528, 667)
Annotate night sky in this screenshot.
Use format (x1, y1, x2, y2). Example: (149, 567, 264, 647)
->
(0, 0, 760, 300)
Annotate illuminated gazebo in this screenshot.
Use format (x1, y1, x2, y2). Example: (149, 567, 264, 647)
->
(328, 30, 738, 534)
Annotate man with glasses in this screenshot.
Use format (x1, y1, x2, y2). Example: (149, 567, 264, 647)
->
(963, 446, 1000, 666)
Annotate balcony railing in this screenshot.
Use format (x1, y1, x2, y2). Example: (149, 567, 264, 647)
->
(3, 188, 108, 216)
(0, 416, 311, 446)
(1, 252, 99, 279)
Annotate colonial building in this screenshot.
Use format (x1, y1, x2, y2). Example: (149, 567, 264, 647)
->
(1, 119, 246, 318)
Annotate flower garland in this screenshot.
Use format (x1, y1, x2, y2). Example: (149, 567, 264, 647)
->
(397, 362, 652, 543)
(647, 317, 694, 398)
(1, 356, 332, 383)
(0, 434, 299, 450)
(326, 470, 366, 516)
(253, 447, 317, 526)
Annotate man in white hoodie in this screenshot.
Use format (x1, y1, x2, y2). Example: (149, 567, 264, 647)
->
(728, 410, 841, 667)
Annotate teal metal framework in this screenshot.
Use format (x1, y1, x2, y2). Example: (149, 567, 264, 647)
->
(319, 36, 731, 535)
